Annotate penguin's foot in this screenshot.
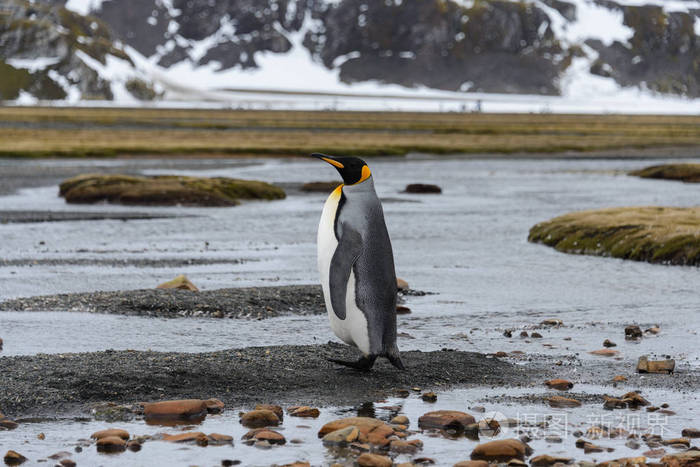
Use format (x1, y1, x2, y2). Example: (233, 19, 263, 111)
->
(327, 355, 377, 372)
(388, 354, 406, 371)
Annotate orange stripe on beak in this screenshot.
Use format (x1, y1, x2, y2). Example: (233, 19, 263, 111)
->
(321, 157, 344, 169)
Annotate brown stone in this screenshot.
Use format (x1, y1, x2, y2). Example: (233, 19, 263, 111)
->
(590, 349, 619, 356)
(127, 440, 142, 452)
(240, 409, 280, 428)
(288, 406, 320, 418)
(256, 404, 283, 420)
(418, 410, 476, 431)
(637, 356, 675, 374)
(47, 451, 71, 460)
(391, 415, 409, 425)
(662, 438, 690, 447)
(625, 325, 643, 339)
(545, 379, 573, 390)
(548, 396, 581, 408)
(396, 277, 409, 290)
(660, 449, 700, 467)
(390, 439, 420, 453)
(207, 433, 234, 445)
(156, 274, 199, 291)
(0, 419, 18, 430)
(454, 462, 489, 467)
(541, 319, 563, 326)
(245, 429, 285, 445)
(643, 448, 666, 458)
(421, 392, 437, 402)
(597, 457, 646, 467)
(96, 436, 127, 452)
(396, 305, 412, 314)
(143, 399, 208, 420)
(604, 339, 617, 347)
(318, 417, 394, 446)
(59, 460, 76, 467)
(612, 375, 628, 382)
(580, 441, 604, 453)
(90, 428, 130, 440)
(3, 451, 27, 465)
(646, 326, 661, 334)
(322, 426, 360, 446)
(204, 398, 224, 414)
(530, 455, 573, 466)
(681, 428, 700, 438)
(161, 432, 208, 445)
(470, 439, 532, 462)
(357, 453, 393, 467)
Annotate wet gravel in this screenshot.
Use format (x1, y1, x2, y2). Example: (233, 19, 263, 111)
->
(0, 210, 184, 223)
(0, 257, 251, 268)
(0, 285, 326, 319)
(0, 343, 525, 418)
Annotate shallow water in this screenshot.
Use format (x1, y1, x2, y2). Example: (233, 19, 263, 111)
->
(2, 385, 696, 466)
(0, 156, 699, 366)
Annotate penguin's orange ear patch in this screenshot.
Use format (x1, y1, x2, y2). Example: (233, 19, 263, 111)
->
(322, 157, 345, 169)
(357, 165, 371, 183)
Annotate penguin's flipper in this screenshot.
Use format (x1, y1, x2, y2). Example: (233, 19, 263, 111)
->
(327, 355, 377, 371)
(329, 227, 363, 320)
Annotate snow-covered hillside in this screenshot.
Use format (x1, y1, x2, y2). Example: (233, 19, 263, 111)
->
(1, 0, 698, 112)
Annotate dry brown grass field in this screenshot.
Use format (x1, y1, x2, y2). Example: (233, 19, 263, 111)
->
(1, 107, 699, 158)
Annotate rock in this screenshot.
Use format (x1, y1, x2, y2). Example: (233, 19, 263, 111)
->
(603, 339, 617, 347)
(204, 398, 224, 414)
(637, 356, 675, 374)
(47, 452, 71, 460)
(681, 428, 700, 438)
(548, 396, 581, 408)
(470, 439, 532, 462)
(662, 438, 690, 447)
(531, 332, 543, 338)
(418, 411, 476, 431)
(391, 415, 409, 425)
(625, 325, 643, 339)
(322, 426, 360, 446)
(503, 330, 513, 338)
(454, 462, 489, 467)
(597, 457, 646, 467)
(279, 463, 310, 467)
(207, 433, 234, 445)
(318, 417, 394, 447)
(646, 326, 661, 334)
(661, 449, 700, 467)
(0, 338, 3, 349)
(590, 349, 619, 356)
(390, 439, 420, 453)
(3, 451, 27, 465)
(156, 274, 199, 292)
(612, 375, 627, 382)
(0, 418, 18, 430)
(59, 174, 285, 207)
(540, 319, 562, 326)
(545, 379, 573, 390)
(404, 184, 442, 194)
(357, 453, 393, 467)
(478, 419, 500, 436)
(577, 441, 604, 453)
(143, 399, 208, 421)
(644, 448, 666, 458)
(127, 440, 142, 451)
(162, 432, 209, 445)
(59, 460, 77, 467)
(96, 436, 127, 452)
(300, 181, 341, 192)
(240, 409, 280, 428)
(520, 331, 529, 338)
(396, 305, 412, 315)
(90, 428, 130, 440)
(243, 429, 285, 445)
(396, 278, 409, 290)
(530, 455, 572, 466)
(256, 404, 283, 420)
(288, 406, 320, 418)
(421, 392, 437, 402)
(603, 392, 650, 410)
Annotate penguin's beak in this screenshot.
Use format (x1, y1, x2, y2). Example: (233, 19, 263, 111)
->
(311, 153, 344, 169)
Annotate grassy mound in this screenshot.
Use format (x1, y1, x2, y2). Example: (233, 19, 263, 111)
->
(59, 174, 285, 207)
(528, 207, 700, 266)
(630, 163, 700, 183)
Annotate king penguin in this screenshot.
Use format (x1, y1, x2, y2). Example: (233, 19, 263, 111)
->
(312, 153, 405, 371)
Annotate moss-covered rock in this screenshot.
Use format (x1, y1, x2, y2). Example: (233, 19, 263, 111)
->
(629, 163, 700, 183)
(125, 78, 157, 101)
(59, 173, 285, 207)
(528, 207, 700, 266)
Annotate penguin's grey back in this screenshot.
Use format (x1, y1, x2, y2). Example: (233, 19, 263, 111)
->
(336, 179, 398, 356)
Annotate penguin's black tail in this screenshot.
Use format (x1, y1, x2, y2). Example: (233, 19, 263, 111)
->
(386, 347, 406, 371)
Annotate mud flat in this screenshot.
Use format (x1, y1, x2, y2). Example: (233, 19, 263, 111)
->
(528, 206, 700, 266)
(630, 162, 700, 183)
(0, 343, 525, 417)
(0, 285, 326, 319)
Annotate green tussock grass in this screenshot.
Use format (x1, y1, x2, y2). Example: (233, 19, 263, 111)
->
(1, 107, 699, 158)
(528, 207, 700, 266)
(630, 163, 700, 183)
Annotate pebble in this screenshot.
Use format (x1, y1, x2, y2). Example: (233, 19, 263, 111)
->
(404, 184, 442, 194)
(37, 433, 45, 440)
(590, 349, 619, 356)
(612, 375, 627, 382)
(547, 396, 581, 408)
(161, 432, 208, 445)
(541, 319, 563, 326)
(208, 433, 234, 445)
(240, 409, 280, 428)
(637, 355, 675, 374)
(47, 452, 71, 460)
(418, 410, 476, 431)
(244, 429, 285, 445)
(625, 325, 643, 339)
(421, 392, 437, 402)
(127, 440, 142, 451)
(96, 436, 127, 452)
(156, 274, 199, 292)
(287, 406, 320, 418)
(391, 415, 409, 425)
(3, 451, 27, 466)
(90, 428, 129, 440)
(544, 378, 573, 390)
(682, 428, 700, 438)
(643, 448, 666, 458)
(530, 455, 572, 466)
(396, 305, 412, 315)
(318, 417, 394, 447)
(59, 460, 76, 467)
(389, 439, 421, 453)
(204, 398, 225, 414)
(470, 439, 533, 462)
(531, 332, 543, 338)
(603, 339, 617, 347)
(255, 404, 283, 420)
(396, 277, 409, 290)
(357, 453, 393, 467)
(454, 462, 489, 467)
(143, 399, 208, 421)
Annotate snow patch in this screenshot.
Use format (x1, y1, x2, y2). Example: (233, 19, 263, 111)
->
(64, 0, 104, 15)
(6, 57, 61, 72)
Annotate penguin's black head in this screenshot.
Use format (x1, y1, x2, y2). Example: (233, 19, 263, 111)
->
(311, 153, 371, 185)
